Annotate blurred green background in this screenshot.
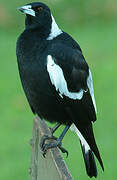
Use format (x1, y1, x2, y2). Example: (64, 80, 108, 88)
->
(0, 0, 117, 179)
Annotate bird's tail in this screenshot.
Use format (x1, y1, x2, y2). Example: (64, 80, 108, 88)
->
(70, 124, 104, 178)
(80, 141, 97, 178)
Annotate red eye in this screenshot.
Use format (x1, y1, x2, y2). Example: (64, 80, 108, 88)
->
(37, 6, 43, 12)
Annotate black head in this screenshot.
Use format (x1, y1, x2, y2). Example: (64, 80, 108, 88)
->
(18, 2, 52, 31)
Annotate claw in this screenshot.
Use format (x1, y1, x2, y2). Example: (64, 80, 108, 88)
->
(58, 145, 69, 157)
(42, 149, 47, 158)
(40, 135, 50, 150)
(40, 135, 69, 157)
(40, 135, 57, 149)
(40, 135, 57, 154)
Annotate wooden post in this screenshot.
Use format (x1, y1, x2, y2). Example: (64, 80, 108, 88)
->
(29, 116, 73, 180)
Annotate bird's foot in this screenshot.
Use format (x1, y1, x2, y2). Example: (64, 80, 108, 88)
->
(40, 135, 57, 150)
(40, 135, 68, 157)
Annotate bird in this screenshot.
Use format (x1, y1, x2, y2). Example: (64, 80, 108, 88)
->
(16, 2, 104, 178)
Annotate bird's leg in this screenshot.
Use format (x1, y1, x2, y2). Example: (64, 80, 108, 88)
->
(40, 125, 70, 157)
(50, 122, 62, 134)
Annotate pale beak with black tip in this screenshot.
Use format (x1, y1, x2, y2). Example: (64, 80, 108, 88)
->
(18, 5, 35, 17)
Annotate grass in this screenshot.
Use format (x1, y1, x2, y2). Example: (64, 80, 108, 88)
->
(0, 3, 117, 180)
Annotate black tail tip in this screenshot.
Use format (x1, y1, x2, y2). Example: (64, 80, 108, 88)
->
(81, 145, 98, 178)
(87, 150, 98, 178)
(84, 149, 104, 178)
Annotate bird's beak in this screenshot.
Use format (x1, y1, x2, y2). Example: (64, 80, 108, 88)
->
(18, 5, 35, 17)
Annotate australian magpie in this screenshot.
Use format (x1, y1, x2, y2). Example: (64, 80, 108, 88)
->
(16, 2, 104, 178)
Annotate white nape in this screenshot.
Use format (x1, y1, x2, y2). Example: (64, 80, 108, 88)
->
(47, 15, 63, 40)
(20, 5, 35, 17)
(47, 55, 84, 100)
(70, 124, 90, 153)
(87, 69, 97, 113)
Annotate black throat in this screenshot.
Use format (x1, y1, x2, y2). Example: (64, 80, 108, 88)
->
(25, 15, 52, 39)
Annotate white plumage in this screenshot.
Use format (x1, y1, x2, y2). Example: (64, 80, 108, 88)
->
(47, 15, 63, 40)
(87, 69, 97, 113)
(47, 55, 84, 100)
(70, 124, 90, 153)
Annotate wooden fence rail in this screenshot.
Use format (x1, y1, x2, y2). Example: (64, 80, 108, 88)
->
(29, 116, 73, 180)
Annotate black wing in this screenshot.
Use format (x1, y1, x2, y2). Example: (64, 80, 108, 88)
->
(47, 43, 104, 174)
(48, 43, 97, 125)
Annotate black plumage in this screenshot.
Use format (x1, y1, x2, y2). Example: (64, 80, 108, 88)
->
(16, 2, 104, 178)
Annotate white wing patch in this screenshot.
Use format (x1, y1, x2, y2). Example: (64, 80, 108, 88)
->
(87, 69, 97, 113)
(70, 124, 90, 153)
(47, 15, 63, 40)
(47, 55, 84, 100)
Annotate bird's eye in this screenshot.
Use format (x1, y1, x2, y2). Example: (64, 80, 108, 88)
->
(37, 6, 43, 12)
